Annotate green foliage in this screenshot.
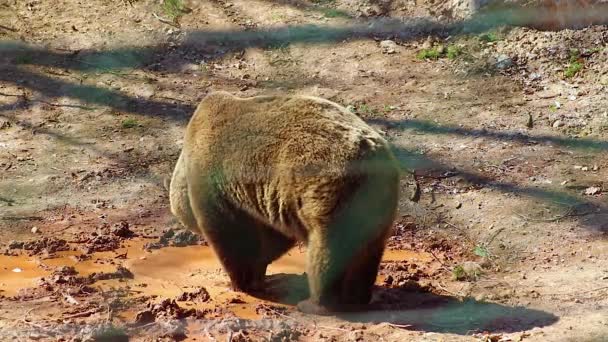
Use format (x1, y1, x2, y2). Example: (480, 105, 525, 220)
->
(452, 265, 466, 281)
(446, 45, 462, 60)
(416, 48, 441, 60)
(121, 118, 139, 129)
(417, 44, 463, 61)
(356, 104, 375, 115)
(473, 245, 489, 258)
(479, 31, 500, 43)
(162, 0, 189, 21)
(564, 62, 583, 78)
(564, 49, 583, 78)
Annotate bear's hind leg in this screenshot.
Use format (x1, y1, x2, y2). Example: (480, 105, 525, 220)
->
(340, 231, 389, 307)
(203, 209, 267, 292)
(200, 199, 294, 293)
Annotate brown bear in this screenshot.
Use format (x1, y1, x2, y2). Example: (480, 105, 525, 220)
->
(169, 91, 400, 315)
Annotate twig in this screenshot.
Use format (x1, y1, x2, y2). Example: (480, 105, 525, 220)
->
(266, 307, 296, 321)
(429, 249, 451, 272)
(484, 226, 506, 248)
(0, 24, 17, 32)
(63, 309, 99, 319)
(435, 282, 465, 298)
(318, 325, 350, 332)
(515, 207, 576, 223)
(386, 323, 412, 329)
(152, 13, 180, 28)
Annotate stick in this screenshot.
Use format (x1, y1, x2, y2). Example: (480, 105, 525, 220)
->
(63, 309, 99, 319)
(152, 13, 180, 28)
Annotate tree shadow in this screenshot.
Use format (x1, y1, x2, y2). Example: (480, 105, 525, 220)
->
(250, 273, 559, 335)
(370, 118, 608, 152)
(388, 144, 608, 233)
(0, 3, 606, 121)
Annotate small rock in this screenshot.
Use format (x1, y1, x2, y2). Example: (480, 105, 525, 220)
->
(474, 293, 486, 302)
(494, 54, 513, 69)
(134, 310, 156, 325)
(380, 40, 398, 54)
(421, 37, 433, 49)
(584, 186, 601, 196)
(31, 226, 39, 234)
(111, 221, 134, 238)
(455, 201, 462, 209)
(553, 120, 564, 128)
(537, 90, 559, 99)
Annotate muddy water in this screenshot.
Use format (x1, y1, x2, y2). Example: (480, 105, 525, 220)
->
(0, 254, 48, 296)
(0, 239, 433, 319)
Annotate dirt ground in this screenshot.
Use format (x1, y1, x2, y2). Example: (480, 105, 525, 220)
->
(1, 0, 607, 341)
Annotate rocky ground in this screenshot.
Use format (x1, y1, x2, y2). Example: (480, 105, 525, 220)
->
(1, 0, 607, 341)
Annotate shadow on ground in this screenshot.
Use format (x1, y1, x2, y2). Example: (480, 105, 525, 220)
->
(251, 273, 559, 335)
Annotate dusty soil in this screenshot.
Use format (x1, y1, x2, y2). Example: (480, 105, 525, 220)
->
(1, 0, 607, 341)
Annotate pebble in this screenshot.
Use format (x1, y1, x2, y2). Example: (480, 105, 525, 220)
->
(494, 54, 513, 69)
(31, 226, 39, 234)
(553, 120, 564, 128)
(380, 40, 398, 54)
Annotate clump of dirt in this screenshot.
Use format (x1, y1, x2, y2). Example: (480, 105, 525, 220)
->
(135, 298, 205, 324)
(143, 228, 204, 250)
(80, 233, 122, 254)
(15, 265, 133, 301)
(175, 287, 211, 302)
(379, 260, 430, 285)
(110, 221, 135, 238)
(254, 303, 290, 319)
(89, 265, 134, 282)
(5, 237, 71, 256)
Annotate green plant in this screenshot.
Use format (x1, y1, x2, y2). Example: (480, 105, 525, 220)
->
(162, 0, 189, 21)
(473, 245, 489, 258)
(563, 48, 583, 78)
(446, 45, 462, 60)
(121, 118, 138, 129)
(479, 31, 499, 43)
(452, 265, 466, 281)
(416, 48, 441, 60)
(564, 61, 583, 78)
(357, 104, 375, 115)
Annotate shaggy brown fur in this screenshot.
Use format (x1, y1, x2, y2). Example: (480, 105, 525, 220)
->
(169, 91, 400, 314)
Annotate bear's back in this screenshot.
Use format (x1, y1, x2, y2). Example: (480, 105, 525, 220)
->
(182, 92, 398, 234)
(185, 92, 388, 174)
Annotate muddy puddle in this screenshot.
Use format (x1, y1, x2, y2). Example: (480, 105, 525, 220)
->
(1, 238, 434, 320)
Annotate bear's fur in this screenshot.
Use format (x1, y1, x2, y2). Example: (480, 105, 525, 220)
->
(169, 91, 399, 314)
